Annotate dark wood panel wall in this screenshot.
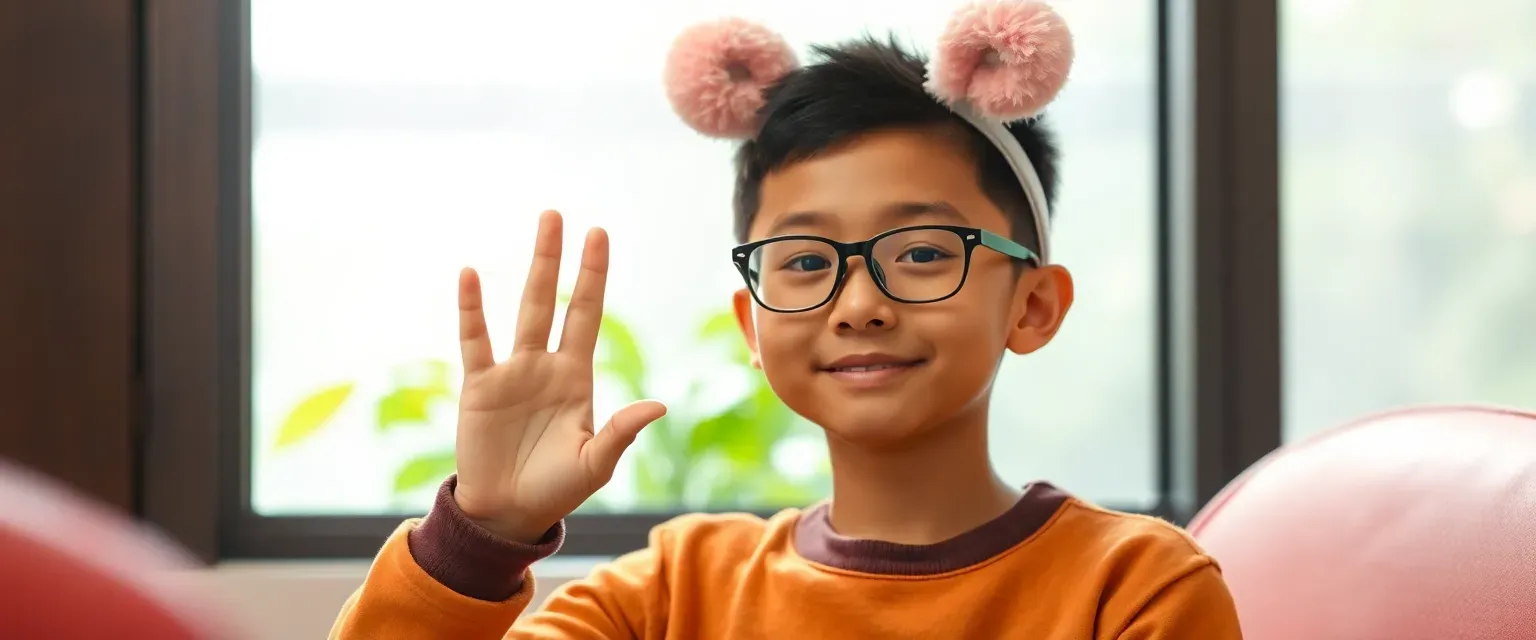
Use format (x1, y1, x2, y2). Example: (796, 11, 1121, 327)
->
(0, 2, 140, 511)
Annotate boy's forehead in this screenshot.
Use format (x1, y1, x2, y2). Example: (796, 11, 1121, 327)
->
(749, 129, 1010, 241)
(760, 201, 969, 239)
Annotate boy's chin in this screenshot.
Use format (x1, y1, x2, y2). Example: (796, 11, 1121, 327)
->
(815, 407, 937, 450)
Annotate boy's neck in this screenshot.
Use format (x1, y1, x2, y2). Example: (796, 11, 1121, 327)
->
(822, 404, 1019, 546)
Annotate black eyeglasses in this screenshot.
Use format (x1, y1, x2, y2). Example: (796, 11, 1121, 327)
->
(731, 225, 1040, 313)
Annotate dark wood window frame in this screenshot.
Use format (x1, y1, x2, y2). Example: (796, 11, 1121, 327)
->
(135, 0, 1281, 562)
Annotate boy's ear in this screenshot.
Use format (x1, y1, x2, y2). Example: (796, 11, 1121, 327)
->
(732, 288, 764, 369)
(1006, 264, 1075, 356)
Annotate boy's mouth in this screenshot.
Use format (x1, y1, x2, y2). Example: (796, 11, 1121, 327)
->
(826, 363, 913, 372)
(819, 354, 927, 386)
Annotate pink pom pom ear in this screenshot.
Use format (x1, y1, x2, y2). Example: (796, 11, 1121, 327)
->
(664, 19, 800, 139)
(927, 0, 1075, 121)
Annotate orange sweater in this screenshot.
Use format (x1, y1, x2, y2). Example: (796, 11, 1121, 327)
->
(332, 477, 1240, 639)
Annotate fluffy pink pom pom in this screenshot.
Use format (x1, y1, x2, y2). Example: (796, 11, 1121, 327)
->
(927, 0, 1074, 121)
(664, 19, 800, 139)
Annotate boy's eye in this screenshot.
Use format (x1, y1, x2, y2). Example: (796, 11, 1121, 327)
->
(782, 254, 834, 272)
(896, 247, 951, 264)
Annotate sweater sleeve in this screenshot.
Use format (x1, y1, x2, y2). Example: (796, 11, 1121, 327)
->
(328, 476, 563, 640)
(1112, 561, 1243, 640)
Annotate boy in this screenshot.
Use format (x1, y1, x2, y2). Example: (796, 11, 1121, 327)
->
(332, 8, 1241, 639)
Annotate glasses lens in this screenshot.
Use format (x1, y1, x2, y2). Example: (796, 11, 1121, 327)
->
(747, 238, 841, 311)
(870, 228, 968, 302)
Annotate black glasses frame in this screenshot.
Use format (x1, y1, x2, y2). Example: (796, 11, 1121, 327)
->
(731, 224, 1041, 313)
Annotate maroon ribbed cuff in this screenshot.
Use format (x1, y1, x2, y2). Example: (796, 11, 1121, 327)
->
(406, 474, 564, 602)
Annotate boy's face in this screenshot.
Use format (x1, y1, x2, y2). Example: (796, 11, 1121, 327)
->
(732, 128, 1074, 448)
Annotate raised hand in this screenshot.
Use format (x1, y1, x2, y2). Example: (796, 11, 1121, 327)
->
(451, 211, 667, 543)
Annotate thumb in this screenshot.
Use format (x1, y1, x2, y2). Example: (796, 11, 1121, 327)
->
(582, 400, 667, 484)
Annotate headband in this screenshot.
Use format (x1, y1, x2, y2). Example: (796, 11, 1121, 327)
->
(662, 0, 1074, 264)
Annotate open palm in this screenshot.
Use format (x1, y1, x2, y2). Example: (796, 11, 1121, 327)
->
(451, 211, 666, 543)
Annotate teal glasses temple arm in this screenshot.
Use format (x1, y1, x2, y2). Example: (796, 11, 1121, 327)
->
(978, 228, 1040, 264)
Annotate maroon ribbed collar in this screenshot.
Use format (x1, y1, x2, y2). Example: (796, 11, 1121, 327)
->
(792, 482, 1070, 575)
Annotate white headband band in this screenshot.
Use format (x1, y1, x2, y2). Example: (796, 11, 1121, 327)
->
(951, 102, 1052, 265)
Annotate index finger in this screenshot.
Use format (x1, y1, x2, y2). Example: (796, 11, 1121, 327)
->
(557, 227, 609, 358)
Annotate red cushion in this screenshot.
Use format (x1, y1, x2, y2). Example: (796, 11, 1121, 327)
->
(0, 461, 239, 638)
(1190, 405, 1536, 639)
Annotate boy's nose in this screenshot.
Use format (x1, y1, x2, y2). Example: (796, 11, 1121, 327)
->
(827, 256, 897, 333)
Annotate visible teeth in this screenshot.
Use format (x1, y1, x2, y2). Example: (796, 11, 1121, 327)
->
(837, 364, 900, 372)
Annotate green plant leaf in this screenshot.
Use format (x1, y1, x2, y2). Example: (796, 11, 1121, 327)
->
(376, 385, 453, 431)
(377, 359, 456, 431)
(595, 314, 647, 399)
(392, 450, 457, 494)
(697, 310, 751, 365)
(558, 292, 648, 399)
(683, 366, 800, 471)
(688, 404, 775, 465)
(273, 382, 355, 450)
(748, 379, 797, 440)
(698, 310, 739, 340)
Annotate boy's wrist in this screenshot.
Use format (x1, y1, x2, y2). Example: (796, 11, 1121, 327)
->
(467, 514, 558, 546)
(410, 475, 565, 602)
(451, 482, 559, 545)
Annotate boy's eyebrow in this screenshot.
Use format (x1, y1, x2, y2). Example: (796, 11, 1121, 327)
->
(765, 201, 968, 236)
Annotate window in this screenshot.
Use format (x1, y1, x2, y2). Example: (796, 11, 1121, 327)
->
(1280, 0, 1536, 441)
(138, 0, 1278, 561)
(247, 0, 1161, 527)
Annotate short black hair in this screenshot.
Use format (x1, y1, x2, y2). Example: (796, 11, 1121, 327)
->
(732, 34, 1061, 250)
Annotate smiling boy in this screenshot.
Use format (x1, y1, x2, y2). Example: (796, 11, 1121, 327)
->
(332, 5, 1241, 639)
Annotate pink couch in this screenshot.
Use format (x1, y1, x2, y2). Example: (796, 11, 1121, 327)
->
(1189, 405, 1536, 639)
(0, 461, 241, 638)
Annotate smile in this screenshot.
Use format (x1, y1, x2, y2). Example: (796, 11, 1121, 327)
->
(820, 359, 926, 388)
(826, 363, 914, 373)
